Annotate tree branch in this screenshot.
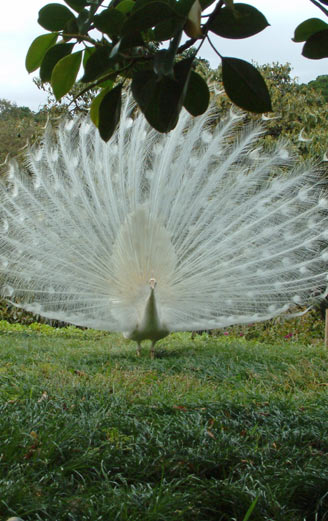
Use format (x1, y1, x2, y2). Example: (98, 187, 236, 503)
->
(308, 0, 328, 17)
(61, 33, 99, 45)
(69, 61, 135, 105)
(206, 34, 222, 59)
(177, 37, 197, 54)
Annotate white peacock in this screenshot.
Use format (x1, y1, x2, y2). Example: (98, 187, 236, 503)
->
(1, 99, 327, 357)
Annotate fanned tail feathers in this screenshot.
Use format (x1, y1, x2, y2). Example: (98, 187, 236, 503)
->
(0, 100, 327, 332)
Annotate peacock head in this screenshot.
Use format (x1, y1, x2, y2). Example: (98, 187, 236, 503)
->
(149, 277, 157, 290)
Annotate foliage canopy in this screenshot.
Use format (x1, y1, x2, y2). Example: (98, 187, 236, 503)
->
(25, 0, 328, 140)
(25, 0, 271, 141)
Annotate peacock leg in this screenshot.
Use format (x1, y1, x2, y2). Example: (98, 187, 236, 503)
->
(136, 343, 141, 356)
(150, 341, 156, 359)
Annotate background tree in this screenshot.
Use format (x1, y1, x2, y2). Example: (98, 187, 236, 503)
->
(207, 62, 328, 163)
(307, 74, 328, 101)
(0, 100, 46, 167)
(259, 65, 328, 161)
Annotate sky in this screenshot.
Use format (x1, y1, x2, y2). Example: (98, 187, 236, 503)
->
(1, 0, 328, 111)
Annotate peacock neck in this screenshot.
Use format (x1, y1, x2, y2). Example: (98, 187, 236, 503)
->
(141, 287, 161, 332)
(127, 286, 169, 343)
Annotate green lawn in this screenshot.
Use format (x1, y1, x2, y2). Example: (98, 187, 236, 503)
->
(0, 322, 328, 521)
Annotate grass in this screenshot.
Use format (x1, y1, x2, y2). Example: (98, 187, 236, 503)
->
(0, 322, 328, 521)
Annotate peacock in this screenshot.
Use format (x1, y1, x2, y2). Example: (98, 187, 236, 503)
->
(1, 99, 328, 357)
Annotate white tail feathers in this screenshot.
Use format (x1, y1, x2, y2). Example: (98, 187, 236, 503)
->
(0, 99, 327, 335)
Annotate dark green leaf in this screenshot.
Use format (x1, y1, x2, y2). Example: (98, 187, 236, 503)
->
(153, 17, 184, 41)
(133, 0, 163, 8)
(153, 49, 175, 78)
(98, 79, 116, 89)
(116, 0, 135, 13)
(121, 2, 181, 35)
(183, 70, 210, 116)
(293, 18, 328, 42)
(209, 3, 269, 39)
(51, 51, 82, 100)
(81, 46, 113, 83)
(90, 85, 114, 127)
(132, 71, 180, 132)
(25, 33, 58, 73)
(302, 29, 328, 59)
(40, 42, 74, 82)
(175, 0, 196, 16)
(132, 0, 176, 10)
(121, 32, 145, 49)
(62, 17, 79, 40)
(132, 60, 154, 74)
(38, 3, 75, 31)
(199, 0, 216, 9)
(98, 84, 122, 142)
(132, 58, 193, 132)
(94, 8, 126, 37)
(76, 9, 90, 33)
(110, 32, 144, 58)
(63, 0, 87, 13)
(174, 56, 194, 98)
(222, 57, 272, 113)
(83, 46, 94, 67)
(153, 31, 182, 78)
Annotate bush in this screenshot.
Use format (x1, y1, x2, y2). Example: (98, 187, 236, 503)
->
(213, 309, 324, 345)
(0, 298, 69, 328)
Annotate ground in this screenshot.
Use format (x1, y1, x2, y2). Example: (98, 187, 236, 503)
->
(0, 322, 328, 521)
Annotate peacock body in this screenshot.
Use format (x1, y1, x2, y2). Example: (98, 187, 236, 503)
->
(1, 100, 328, 355)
